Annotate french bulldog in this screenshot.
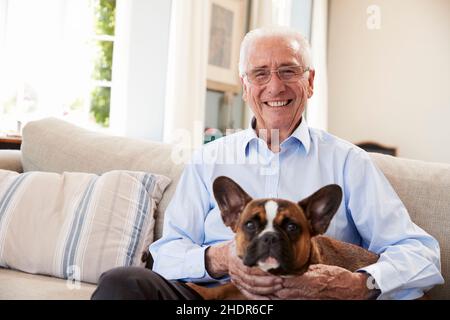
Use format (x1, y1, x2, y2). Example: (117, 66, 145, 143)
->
(187, 176, 379, 299)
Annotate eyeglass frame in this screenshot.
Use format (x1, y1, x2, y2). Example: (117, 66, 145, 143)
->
(243, 65, 311, 86)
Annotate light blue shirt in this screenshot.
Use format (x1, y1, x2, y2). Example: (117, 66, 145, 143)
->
(150, 119, 444, 300)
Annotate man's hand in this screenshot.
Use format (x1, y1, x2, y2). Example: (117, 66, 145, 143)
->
(205, 241, 283, 299)
(270, 264, 378, 300)
(228, 246, 283, 299)
(206, 245, 377, 300)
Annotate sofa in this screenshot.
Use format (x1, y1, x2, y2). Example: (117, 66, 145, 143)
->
(0, 118, 448, 299)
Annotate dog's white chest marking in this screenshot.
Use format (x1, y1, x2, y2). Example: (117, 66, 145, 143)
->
(260, 200, 278, 235)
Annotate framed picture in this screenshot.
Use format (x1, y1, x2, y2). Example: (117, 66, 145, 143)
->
(207, 0, 247, 93)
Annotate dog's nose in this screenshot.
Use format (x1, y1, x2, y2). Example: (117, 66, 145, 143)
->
(260, 232, 279, 245)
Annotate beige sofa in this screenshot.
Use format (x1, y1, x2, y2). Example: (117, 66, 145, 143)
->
(0, 118, 448, 299)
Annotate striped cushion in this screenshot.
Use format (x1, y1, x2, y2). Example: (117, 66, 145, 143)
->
(0, 169, 170, 284)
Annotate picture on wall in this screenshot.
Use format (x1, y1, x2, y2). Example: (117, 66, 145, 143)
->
(207, 0, 246, 93)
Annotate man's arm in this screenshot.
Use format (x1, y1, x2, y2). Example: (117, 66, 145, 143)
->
(150, 151, 218, 282)
(344, 149, 444, 299)
(267, 264, 377, 300)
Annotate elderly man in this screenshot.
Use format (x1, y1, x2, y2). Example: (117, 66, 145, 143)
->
(92, 27, 443, 300)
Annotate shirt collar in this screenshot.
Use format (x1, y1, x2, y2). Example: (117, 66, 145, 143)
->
(242, 117, 311, 154)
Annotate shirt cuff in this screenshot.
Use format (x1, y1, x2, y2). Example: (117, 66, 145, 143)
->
(183, 245, 223, 283)
(358, 260, 405, 300)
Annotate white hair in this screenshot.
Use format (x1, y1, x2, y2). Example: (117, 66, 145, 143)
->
(238, 27, 313, 76)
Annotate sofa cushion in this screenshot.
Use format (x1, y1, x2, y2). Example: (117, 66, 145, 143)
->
(0, 268, 95, 299)
(21, 117, 185, 240)
(370, 153, 450, 300)
(0, 169, 170, 284)
(0, 268, 97, 300)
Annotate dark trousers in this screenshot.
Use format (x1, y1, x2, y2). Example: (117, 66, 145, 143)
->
(91, 267, 203, 300)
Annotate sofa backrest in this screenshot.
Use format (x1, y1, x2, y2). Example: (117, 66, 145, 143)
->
(21, 118, 185, 239)
(370, 152, 450, 300)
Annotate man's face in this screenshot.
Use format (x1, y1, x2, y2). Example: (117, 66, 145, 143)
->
(241, 37, 315, 133)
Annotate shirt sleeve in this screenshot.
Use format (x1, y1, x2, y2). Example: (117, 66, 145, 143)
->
(343, 149, 444, 299)
(149, 150, 220, 283)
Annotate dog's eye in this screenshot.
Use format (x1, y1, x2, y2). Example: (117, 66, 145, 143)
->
(245, 220, 256, 231)
(286, 223, 299, 232)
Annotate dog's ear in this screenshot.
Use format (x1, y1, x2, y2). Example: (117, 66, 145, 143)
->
(298, 184, 342, 236)
(213, 176, 252, 232)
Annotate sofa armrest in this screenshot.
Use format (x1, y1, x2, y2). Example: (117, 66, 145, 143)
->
(0, 150, 23, 172)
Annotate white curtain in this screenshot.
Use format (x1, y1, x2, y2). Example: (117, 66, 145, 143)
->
(306, 0, 328, 131)
(163, 0, 209, 149)
(249, 0, 292, 28)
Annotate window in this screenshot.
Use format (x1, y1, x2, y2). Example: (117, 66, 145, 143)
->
(90, 0, 115, 127)
(0, 0, 116, 133)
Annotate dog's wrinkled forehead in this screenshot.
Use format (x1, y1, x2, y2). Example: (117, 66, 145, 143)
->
(242, 198, 306, 227)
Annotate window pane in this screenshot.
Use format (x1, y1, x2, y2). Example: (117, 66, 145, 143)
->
(90, 86, 110, 127)
(93, 0, 116, 36)
(92, 40, 114, 81)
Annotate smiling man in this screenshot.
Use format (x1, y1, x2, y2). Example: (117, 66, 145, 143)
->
(92, 27, 443, 300)
(241, 33, 313, 150)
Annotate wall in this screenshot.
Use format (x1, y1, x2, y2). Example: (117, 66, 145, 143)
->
(327, 0, 450, 163)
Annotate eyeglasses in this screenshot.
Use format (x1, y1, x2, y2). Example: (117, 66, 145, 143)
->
(245, 65, 310, 86)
